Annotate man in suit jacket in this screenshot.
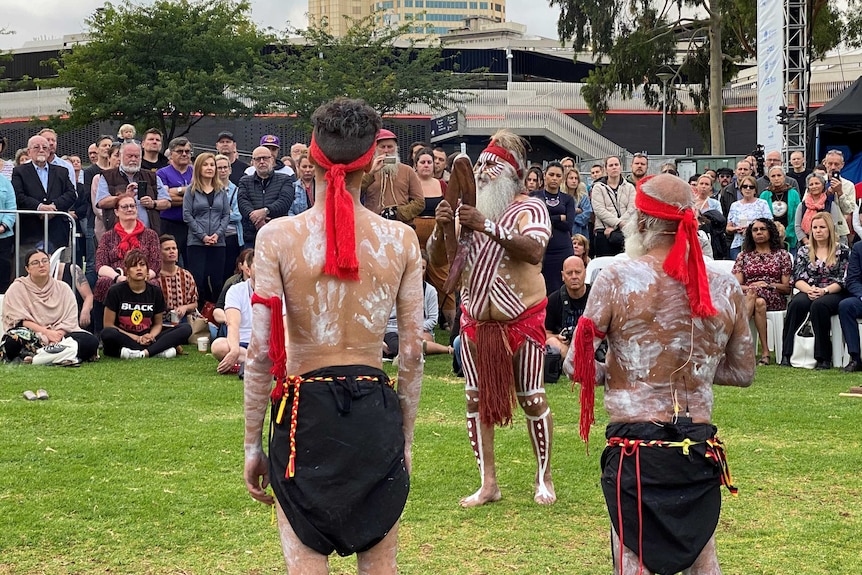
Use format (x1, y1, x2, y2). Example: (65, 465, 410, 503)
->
(11, 135, 78, 256)
(838, 240, 862, 372)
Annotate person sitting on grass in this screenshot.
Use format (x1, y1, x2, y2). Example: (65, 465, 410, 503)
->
(212, 250, 255, 374)
(1, 248, 99, 364)
(158, 234, 199, 326)
(101, 249, 192, 359)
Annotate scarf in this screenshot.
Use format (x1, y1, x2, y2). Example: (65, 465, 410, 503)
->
(801, 192, 827, 235)
(635, 176, 716, 318)
(1, 275, 79, 334)
(114, 219, 146, 261)
(308, 135, 377, 280)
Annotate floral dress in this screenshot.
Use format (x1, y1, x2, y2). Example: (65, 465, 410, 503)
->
(792, 243, 850, 288)
(732, 249, 792, 310)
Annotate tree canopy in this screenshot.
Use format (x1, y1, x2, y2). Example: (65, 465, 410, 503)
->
(47, 0, 269, 140)
(550, 0, 847, 154)
(253, 14, 470, 132)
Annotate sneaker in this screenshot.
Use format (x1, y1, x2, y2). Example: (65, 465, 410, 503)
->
(120, 347, 146, 359)
(43, 342, 67, 354)
(154, 348, 177, 359)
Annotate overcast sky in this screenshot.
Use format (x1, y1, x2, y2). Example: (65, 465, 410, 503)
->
(1, 0, 562, 51)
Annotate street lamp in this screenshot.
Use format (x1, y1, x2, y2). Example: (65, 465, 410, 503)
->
(657, 72, 674, 156)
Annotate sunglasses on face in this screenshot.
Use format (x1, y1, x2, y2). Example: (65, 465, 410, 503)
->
(740, 184, 756, 190)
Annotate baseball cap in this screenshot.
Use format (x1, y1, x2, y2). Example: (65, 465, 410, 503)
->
(217, 131, 235, 142)
(376, 128, 397, 142)
(260, 134, 280, 148)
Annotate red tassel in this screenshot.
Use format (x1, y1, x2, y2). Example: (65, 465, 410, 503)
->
(251, 293, 287, 400)
(572, 316, 605, 451)
(474, 322, 517, 426)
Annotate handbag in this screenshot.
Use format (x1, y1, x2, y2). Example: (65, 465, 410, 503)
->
(790, 314, 816, 369)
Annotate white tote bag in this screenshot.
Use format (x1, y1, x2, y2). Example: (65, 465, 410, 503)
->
(789, 315, 816, 369)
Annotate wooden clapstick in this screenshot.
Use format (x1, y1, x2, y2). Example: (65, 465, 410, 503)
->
(441, 156, 476, 294)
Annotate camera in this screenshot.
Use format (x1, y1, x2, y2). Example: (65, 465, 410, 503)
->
(559, 326, 574, 342)
(383, 156, 397, 165)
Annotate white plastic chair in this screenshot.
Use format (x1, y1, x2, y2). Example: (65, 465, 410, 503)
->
(585, 256, 619, 285)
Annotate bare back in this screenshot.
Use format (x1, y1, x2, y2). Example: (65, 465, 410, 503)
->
(584, 255, 754, 424)
(252, 201, 424, 375)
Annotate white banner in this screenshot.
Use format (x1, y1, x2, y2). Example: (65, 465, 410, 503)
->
(757, 0, 785, 153)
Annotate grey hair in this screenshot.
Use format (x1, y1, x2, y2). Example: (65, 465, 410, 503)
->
(806, 172, 827, 187)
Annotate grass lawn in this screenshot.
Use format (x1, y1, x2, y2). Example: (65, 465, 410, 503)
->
(1, 345, 860, 574)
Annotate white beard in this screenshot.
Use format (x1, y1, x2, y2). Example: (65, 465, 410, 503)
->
(122, 163, 141, 174)
(381, 158, 400, 178)
(623, 213, 646, 258)
(475, 170, 520, 222)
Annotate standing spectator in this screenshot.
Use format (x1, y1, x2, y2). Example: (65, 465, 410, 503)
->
(694, 174, 728, 260)
(37, 128, 76, 188)
(11, 135, 78, 257)
(183, 152, 230, 306)
(140, 128, 169, 172)
(532, 161, 575, 294)
(243, 135, 296, 177)
(788, 150, 811, 192)
(545, 255, 589, 360)
(726, 175, 772, 260)
(755, 150, 793, 192)
(589, 163, 605, 187)
(823, 149, 857, 239)
(15, 149, 29, 166)
(524, 166, 543, 193)
(560, 156, 576, 172)
(215, 154, 243, 280)
(237, 146, 294, 247)
(117, 124, 139, 144)
(87, 144, 98, 166)
(156, 137, 194, 264)
(361, 129, 424, 225)
(95, 142, 170, 233)
(760, 165, 801, 252)
(0, 173, 17, 292)
(780, 211, 849, 369)
(715, 167, 733, 197)
(91, 143, 121, 242)
(1, 135, 14, 179)
(795, 172, 845, 247)
(591, 155, 635, 256)
(158, 234, 199, 325)
(215, 131, 248, 186)
(432, 147, 449, 182)
(626, 152, 649, 187)
(719, 160, 752, 216)
(289, 142, 308, 166)
(102, 249, 192, 359)
(288, 153, 315, 216)
(562, 168, 592, 239)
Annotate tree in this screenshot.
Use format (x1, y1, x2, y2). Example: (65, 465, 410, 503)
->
(44, 0, 269, 141)
(254, 14, 470, 132)
(550, 0, 846, 154)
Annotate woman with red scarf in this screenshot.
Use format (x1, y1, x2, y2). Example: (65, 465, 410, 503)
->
(93, 197, 161, 304)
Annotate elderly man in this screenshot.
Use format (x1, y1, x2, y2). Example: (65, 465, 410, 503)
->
(290, 142, 308, 165)
(215, 131, 248, 186)
(756, 150, 794, 193)
(244, 98, 422, 575)
(244, 135, 295, 177)
(87, 144, 98, 165)
(96, 142, 171, 233)
(237, 145, 294, 247)
(545, 255, 589, 360)
(361, 129, 424, 225)
(37, 128, 76, 188)
(822, 149, 856, 239)
(569, 174, 754, 575)
(156, 137, 195, 263)
(11, 135, 78, 255)
(431, 130, 555, 506)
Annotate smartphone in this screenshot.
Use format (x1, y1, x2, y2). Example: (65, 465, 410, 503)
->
(383, 156, 397, 165)
(832, 170, 840, 180)
(136, 180, 148, 198)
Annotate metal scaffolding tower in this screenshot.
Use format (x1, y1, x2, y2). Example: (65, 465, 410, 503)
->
(782, 0, 809, 156)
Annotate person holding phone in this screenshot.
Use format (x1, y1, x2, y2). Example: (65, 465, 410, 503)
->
(95, 142, 171, 234)
(823, 150, 857, 240)
(361, 129, 424, 225)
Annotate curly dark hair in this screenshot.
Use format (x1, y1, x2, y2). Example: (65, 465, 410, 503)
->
(741, 217, 782, 252)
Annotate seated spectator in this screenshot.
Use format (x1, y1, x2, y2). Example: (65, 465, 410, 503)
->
(731, 218, 792, 365)
(796, 172, 845, 247)
(545, 256, 589, 360)
(94, 198, 161, 304)
(838, 239, 862, 372)
(571, 233, 591, 267)
(383, 252, 451, 359)
(212, 251, 255, 374)
(51, 253, 95, 332)
(211, 248, 253, 339)
(1, 248, 99, 364)
(102, 249, 192, 359)
(781, 212, 849, 369)
(157, 234, 199, 325)
(726, 174, 772, 260)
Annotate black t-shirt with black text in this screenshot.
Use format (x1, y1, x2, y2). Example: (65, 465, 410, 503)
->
(104, 282, 166, 335)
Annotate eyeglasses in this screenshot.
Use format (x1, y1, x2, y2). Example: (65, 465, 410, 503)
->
(740, 184, 756, 190)
(118, 204, 137, 211)
(826, 149, 844, 158)
(29, 144, 49, 150)
(173, 149, 192, 155)
(252, 156, 272, 163)
(28, 258, 50, 266)
(217, 165, 230, 170)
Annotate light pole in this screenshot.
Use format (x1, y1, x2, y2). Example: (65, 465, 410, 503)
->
(657, 72, 673, 156)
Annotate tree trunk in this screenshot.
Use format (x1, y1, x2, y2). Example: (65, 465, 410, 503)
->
(708, 0, 725, 155)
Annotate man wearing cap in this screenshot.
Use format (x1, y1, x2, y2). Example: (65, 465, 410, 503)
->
(361, 129, 424, 225)
(715, 167, 733, 198)
(244, 135, 295, 178)
(215, 131, 249, 186)
(243, 98, 422, 574)
(431, 130, 556, 507)
(237, 145, 295, 247)
(569, 173, 754, 575)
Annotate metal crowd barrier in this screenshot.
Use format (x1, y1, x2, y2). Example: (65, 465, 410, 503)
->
(0, 209, 79, 278)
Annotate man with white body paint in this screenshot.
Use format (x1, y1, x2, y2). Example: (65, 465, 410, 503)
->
(243, 98, 423, 575)
(431, 130, 556, 507)
(568, 173, 755, 575)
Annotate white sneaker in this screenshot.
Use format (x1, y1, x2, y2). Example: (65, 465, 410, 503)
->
(120, 347, 146, 359)
(154, 348, 177, 359)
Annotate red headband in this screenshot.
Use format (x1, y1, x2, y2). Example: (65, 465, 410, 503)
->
(480, 143, 523, 178)
(308, 134, 377, 281)
(634, 175, 716, 318)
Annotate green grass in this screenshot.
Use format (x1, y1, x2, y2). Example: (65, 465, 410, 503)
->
(1, 347, 860, 574)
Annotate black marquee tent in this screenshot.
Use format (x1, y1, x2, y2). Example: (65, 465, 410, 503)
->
(810, 76, 862, 175)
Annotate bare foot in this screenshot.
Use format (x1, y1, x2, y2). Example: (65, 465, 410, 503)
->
(534, 478, 556, 505)
(459, 486, 502, 508)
